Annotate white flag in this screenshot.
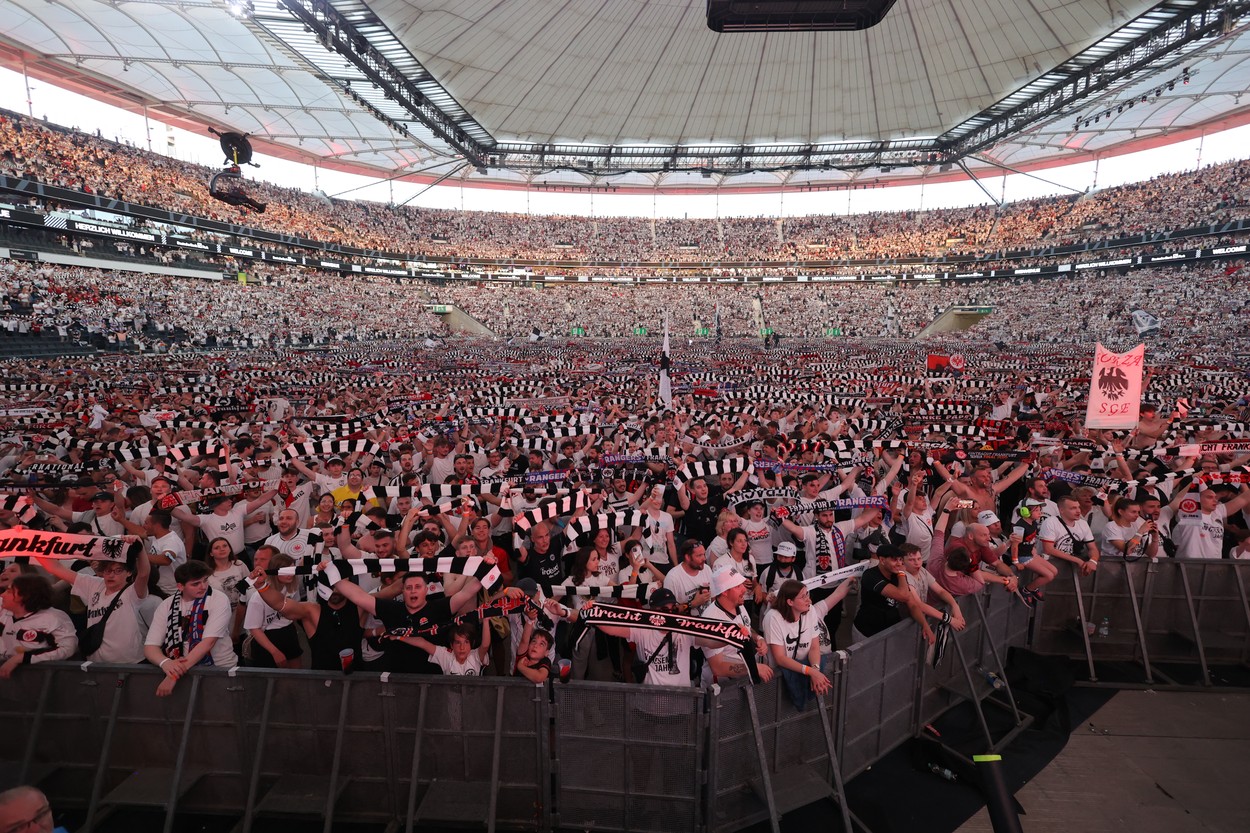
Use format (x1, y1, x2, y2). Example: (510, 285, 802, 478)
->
(1130, 309, 1161, 335)
(1085, 342, 1145, 429)
(659, 315, 672, 407)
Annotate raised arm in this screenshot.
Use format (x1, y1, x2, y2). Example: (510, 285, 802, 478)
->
(931, 459, 973, 498)
(243, 487, 281, 515)
(31, 493, 73, 521)
(32, 555, 80, 585)
(171, 505, 203, 528)
(874, 453, 905, 496)
(247, 567, 318, 624)
(1224, 484, 1250, 516)
(326, 569, 377, 617)
(992, 460, 1032, 494)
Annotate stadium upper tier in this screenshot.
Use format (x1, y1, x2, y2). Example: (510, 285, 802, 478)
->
(4, 255, 1247, 357)
(2, 112, 1249, 266)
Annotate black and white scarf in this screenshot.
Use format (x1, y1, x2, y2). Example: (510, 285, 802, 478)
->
(281, 439, 382, 460)
(579, 602, 749, 648)
(287, 556, 503, 600)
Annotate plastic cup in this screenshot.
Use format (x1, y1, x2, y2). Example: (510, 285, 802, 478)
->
(556, 658, 572, 683)
(339, 648, 354, 674)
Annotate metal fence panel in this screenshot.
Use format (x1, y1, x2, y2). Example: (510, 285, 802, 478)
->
(838, 618, 921, 779)
(1185, 561, 1250, 663)
(707, 674, 840, 833)
(554, 680, 704, 833)
(1033, 559, 1250, 669)
(708, 677, 767, 832)
(2, 583, 1033, 833)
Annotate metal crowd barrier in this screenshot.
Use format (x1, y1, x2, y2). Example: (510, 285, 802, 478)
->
(839, 588, 1031, 782)
(0, 585, 1031, 833)
(1031, 557, 1250, 686)
(0, 667, 549, 833)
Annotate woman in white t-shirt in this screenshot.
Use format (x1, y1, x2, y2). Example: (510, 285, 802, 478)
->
(739, 501, 776, 566)
(713, 528, 758, 614)
(706, 509, 743, 561)
(763, 579, 854, 699)
(1098, 497, 1159, 561)
(243, 554, 303, 668)
(898, 488, 935, 561)
(583, 526, 625, 577)
(640, 486, 677, 568)
(617, 539, 666, 588)
(206, 537, 251, 644)
(562, 546, 621, 681)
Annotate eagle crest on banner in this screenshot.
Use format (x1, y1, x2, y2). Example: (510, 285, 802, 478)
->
(101, 538, 127, 561)
(1097, 366, 1130, 400)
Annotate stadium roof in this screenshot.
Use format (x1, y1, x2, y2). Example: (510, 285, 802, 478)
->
(3, 0, 1250, 193)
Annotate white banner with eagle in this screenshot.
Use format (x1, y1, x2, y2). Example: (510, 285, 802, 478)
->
(1085, 342, 1145, 429)
(0, 529, 137, 562)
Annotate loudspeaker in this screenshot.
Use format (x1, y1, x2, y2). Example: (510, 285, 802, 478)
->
(706, 1, 900, 32)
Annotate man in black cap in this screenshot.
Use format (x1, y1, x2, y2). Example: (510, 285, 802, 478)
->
(32, 489, 126, 537)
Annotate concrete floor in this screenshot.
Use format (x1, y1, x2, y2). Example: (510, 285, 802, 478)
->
(959, 690, 1250, 833)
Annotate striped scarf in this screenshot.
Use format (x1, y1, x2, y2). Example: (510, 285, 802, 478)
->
(162, 590, 214, 665)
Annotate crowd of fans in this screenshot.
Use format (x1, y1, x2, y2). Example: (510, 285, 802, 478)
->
(0, 329, 1246, 695)
(3, 254, 1246, 353)
(426, 259, 1250, 350)
(1, 262, 446, 349)
(0, 108, 1248, 708)
(4, 110, 1249, 265)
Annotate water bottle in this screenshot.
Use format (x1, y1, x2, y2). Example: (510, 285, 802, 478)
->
(928, 763, 957, 782)
(1097, 617, 1110, 639)
(978, 666, 1005, 690)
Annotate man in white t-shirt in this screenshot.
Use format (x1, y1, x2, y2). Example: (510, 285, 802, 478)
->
(127, 476, 184, 537)
(33, 490, 126, 537)
(584, 589, 731, 687)
(264, 508, 320, 562)
(173, 486, 279, 556)
(663, 539, 712, 616)
(289, 455, 349, 492)
(1162, 484, 1250, 559)
(779, 506, 882, 580)
(273, 467, 317, 528)
(144, 561, 237, 696)
(145, 509, 188, 596)
(700, 564, 772, 686)
(1039, 495, 1099, 576)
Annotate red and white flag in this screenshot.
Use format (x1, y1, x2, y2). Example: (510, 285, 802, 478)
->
(1084, 343, 1145, 429)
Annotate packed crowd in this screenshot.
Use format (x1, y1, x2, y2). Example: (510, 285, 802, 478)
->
(1, 334, 1246, 696)
(4, 110, 1249, 264)
(3, 252, 1246, 352)
(426, 259, 1250, 350)
(0, 261, 446, 349)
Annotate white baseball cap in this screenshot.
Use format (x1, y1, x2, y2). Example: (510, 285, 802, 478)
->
(976, 510, 1000, 526)
(774, 541, 797, 559)
(710, 564, 747, 597)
